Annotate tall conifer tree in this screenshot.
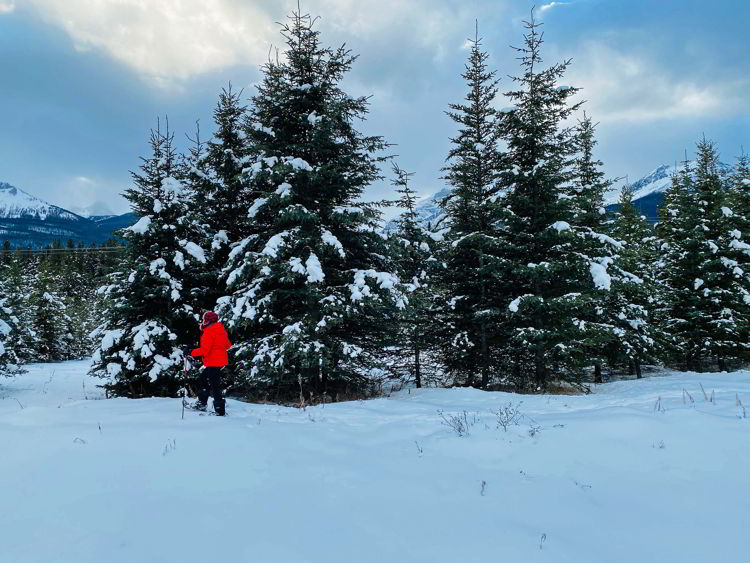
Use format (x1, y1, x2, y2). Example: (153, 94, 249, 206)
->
(610, 183, 659, 377)
(181, 86, 249, 314)
(439, 25, 506, 388)
(91, 122, 205, 396)
(389, 164, 442, 388)
(658, 141, 749, 370)
(219, 10, 404, 401)
(0, 268, 20, 375)
(496, 15, 622, 389)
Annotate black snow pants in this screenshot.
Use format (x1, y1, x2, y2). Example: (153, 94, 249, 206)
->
(197, 366, 225, 415)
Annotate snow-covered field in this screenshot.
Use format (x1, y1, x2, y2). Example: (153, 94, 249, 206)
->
(1, 361, 748, 563)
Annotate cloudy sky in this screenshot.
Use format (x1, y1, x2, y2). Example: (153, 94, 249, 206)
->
(0, 0, 748, 216)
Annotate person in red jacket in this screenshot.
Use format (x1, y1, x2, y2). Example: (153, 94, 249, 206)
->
(190, 311, 232, 416)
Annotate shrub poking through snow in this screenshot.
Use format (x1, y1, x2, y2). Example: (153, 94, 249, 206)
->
(438, 409, 479, 437)
(494, 401, 524, 432)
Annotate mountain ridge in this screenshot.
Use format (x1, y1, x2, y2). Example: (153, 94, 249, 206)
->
(0, 182, 136, 248)
(387, 161, 735, 230)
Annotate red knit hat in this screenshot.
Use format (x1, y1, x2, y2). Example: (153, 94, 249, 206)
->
(202, 311, 219, 328)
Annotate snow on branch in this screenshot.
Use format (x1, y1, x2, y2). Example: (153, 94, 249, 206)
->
(509, 294, 535, 312)
(322, 229, 345, 258)
(550, 221, 571, 232)
(590, 259, 612, 291)
(179, 240, 207, 264)
(127, 216, 152, 235)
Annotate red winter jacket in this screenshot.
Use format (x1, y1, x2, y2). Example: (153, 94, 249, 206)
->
(192, 322, 232, 367)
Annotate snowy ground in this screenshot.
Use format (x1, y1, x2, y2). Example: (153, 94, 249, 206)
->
(1, 362, 749, 563)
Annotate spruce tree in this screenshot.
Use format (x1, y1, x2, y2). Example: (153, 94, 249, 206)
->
(388, 164, 443, 388)
(570, 114, 616, 382)
(727, 149, 750, 328)
(569, 114, 654, 382)
(218, 10, 404, 401)
(691, 139, 748, 369)
(656, 160, 703, 368)
(91, 122, 205, 397)
(1, 255, 34, 364)
(180, 86, 249, 314)
(570, 114, 612, 227)
(658, 140, 749, 370)
(28, 264, 71, 363)
(439, 25, 506, 388)
(0, 267, 21, 375)
(496, 15, 622, 389)
(610, 183, 659, 377)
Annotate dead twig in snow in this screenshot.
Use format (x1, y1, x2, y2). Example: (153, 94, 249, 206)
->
(682, 389, 694, 404)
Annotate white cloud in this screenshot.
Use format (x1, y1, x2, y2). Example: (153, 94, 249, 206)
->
(566, 41, 747, 122)
(18, 0, 493, 84)
(55, 175, 129, 215)
(538, 2, 570, 13)
(317, 0, 474, 52)
(0, 1, 15, 14)
(21, 0, 277, 83)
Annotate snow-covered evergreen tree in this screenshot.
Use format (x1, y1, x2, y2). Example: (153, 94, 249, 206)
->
(180, 85, 249, 313)
(56, 250, 98, 359)
(570, 114, 612, 227)
(28, 266, 72, 363)
(388, 164, 443, 388)
(218, 10, 404, 401)
(658, 140, 749, 370)
(91, 122, 205, 397)
(439, 26, 506, 388)
(656, 160, 701, 367)
(568, 114, 654, 382)
(610, 183, 660, 377)
(0, 268, 21, 375)
(691, 139, 749, 369)
(727, 149, 750, 346)
(1, 255, 34, 364)
(495, 15, 622, 389)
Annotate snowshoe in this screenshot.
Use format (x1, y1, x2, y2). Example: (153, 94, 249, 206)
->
(186, 401, 207, 412)
(213, 398, 226, 417)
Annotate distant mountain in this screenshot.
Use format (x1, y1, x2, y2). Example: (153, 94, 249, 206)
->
(388, 162, 735, 230)
(0, 182, 84, 221)
(604, 162, 733, 221)
(90, 212, 138, 234)
(0, 182, 136, 248)
(69, 201, 118, 218)
(384, 187, 451, 233)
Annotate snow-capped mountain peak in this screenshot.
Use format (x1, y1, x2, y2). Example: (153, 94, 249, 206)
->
(604, 164, 676, 206)
(0, 182, 84, 221)
(603, 161, 733, 206)
(389, 161, 735, 232)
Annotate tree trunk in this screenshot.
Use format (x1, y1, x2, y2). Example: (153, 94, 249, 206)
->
(513, 351, 521, 388)
(320, 363, 328, 395)
(594, 361, 602, 384)
(717, 355, 727, 372)
(534, 345, 546, 389)
(480, 321, 489, 388)
(635, 359, 642, 379)
(479, 252, 489, 389)
(414, 339, 422, 389)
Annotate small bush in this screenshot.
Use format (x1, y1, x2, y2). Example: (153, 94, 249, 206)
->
(494, 402, 523, 431)
(438, 409, 478, 437)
